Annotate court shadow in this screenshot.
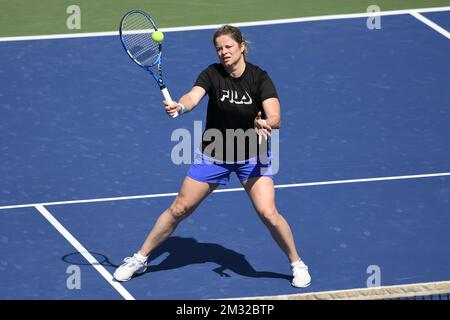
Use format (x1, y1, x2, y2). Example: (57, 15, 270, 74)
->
(62, 252, 119, 268)
(142, 236, 291, 281)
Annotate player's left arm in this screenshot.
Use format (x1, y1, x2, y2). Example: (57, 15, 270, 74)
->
(261, 97, 281, 129)
(254, 97, 280, 142)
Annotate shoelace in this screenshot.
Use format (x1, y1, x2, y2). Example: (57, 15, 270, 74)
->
(292, 263, 308, 276)
(123, 256, 135, 263)
(123, 255, 146, 265)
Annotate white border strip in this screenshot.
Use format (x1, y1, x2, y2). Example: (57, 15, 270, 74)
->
(2, 171, 449, 210)
(1, 6, 449, 42)
(34, 204, 135, 300)
(410, 12, 450, 39)
(227, 280, 450, 300)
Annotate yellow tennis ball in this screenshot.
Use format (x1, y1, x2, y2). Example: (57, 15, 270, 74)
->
(151, 31, 164, 42)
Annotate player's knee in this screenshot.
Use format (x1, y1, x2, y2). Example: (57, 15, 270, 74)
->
(259, 207, 279, 227)
(168, 199, 190, 220)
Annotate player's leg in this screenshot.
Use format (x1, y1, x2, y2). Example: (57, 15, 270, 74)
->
(241, 176, 311, 287)
(114, 176, 219, 281)
(241, 177, 299, 262)
(138, 176, 219, 256)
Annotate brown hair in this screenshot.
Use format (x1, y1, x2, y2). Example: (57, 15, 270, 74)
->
(213, 25, 249, 60)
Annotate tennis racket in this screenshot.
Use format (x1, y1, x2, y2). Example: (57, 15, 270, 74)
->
(119, 10, 178, 117)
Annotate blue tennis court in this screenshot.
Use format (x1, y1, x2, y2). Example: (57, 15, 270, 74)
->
(1, 9, 449, 300)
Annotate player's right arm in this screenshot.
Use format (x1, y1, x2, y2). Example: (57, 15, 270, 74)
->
(164, 86, 206, 116)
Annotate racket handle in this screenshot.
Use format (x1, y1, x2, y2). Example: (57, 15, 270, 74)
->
(161, 87, 179, 118)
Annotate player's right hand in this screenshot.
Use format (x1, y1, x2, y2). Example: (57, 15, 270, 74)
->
(163, 100, 179, 117)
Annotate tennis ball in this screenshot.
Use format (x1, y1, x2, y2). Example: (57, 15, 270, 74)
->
(151, 31, 164, 42)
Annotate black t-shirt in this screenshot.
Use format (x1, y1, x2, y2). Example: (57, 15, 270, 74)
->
(194, 62, 279, 162)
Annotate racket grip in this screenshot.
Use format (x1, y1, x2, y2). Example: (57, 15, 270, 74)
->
(161, 87, 179, 118)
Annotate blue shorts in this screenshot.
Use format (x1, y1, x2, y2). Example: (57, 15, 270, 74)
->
(187, 151, 273, 185)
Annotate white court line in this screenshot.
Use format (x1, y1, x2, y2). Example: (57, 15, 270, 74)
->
(0, 191, 179, 210)
(274, 172, 450, 189)
(1, 171, 449, 210)
(410, 11, 450, 39)
(34, 204, 135, 300)
(0, 6, 449, 42)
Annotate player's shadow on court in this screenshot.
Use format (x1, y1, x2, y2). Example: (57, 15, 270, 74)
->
(142, 236, 291, 281)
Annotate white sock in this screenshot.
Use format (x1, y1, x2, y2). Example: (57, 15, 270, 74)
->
(291, 259, 306, 268)
(135, 251, 148, 263)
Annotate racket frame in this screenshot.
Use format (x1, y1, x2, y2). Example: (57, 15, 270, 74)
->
(119, 10, 178, 117)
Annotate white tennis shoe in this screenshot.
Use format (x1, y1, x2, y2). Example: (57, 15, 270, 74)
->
(113, 254, 147, 282)
(291, 260, 311, 288)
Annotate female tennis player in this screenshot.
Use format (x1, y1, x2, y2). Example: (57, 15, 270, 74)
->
(114, 25, 311, 288)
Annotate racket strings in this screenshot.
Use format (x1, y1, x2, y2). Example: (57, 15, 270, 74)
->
(121, 13, 161, 67)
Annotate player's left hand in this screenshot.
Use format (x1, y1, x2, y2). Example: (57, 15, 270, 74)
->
(254, 111, 272, 144)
